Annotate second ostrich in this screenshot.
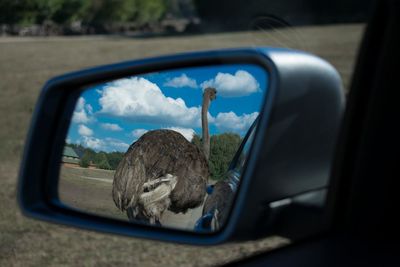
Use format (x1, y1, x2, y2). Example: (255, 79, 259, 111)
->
(112, 87, 217, 225)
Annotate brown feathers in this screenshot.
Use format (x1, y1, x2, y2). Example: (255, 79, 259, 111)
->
(112, 130, 209, 223)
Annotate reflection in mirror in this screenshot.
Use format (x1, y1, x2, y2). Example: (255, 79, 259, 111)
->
(59, 64, 268, 232)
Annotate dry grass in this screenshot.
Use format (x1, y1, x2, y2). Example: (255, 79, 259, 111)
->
(58, 166, 126, 220)
(0, 23, 364, 266)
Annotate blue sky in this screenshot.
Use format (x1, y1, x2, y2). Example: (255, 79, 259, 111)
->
(66, 64, 268, 152)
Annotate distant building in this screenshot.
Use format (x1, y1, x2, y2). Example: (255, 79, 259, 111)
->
(62, 146, 80, 166)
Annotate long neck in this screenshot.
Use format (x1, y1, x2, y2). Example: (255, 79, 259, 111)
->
(202, 94, 210, 161)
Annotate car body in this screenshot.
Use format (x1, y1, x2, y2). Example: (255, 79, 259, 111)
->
(195, 118, 257, 231)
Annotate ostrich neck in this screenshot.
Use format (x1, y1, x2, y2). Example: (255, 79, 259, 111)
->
(202, 95, 210, 161)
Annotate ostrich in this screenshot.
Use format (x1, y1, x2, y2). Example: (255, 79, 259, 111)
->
(112, 87, 217, 225)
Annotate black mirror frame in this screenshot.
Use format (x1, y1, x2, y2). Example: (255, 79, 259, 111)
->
(18, 48, 344, 245)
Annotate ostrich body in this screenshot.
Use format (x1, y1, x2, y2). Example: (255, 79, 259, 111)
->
(112, 87, 217, 225)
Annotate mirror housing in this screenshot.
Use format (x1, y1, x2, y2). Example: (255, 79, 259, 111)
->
(18, 48, 343, 245)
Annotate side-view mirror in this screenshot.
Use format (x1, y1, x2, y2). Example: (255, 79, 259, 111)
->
(18, 48, 343, 245)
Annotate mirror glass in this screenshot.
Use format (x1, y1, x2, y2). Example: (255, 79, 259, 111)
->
(59, 64, 268, 232)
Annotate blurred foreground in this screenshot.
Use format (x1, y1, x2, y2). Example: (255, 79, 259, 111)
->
(0, 24, 363, 266)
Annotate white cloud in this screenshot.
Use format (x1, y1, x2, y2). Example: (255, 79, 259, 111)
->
(80, 136, 129, 152)
(72, 97, 91, 124)
(131, 128, 149, 139)
(130, 127, 194, 141)
(131, 127, 195, 142)
(104, 137, 130, 151)
(81, 136, 103, 150)
(78, 124, 93, 136)
(77, 97, 86, 109)
(214, 111, 259, 135)
(86, 104, 93, 114)
(101, 123, 123, 131)
(201, 70, 260, 97)
(98, 77, 204, 127)
(164, 127, 195, 142)
(164, 73, 198, 88)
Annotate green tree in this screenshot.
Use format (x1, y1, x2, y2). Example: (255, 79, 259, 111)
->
(79, 150, 94, 168)
(209, 133, 242, 180)
(51, 0, 88, 24)
(0, 0, 37, 25)
(94, 152, 111, 170)
(68, 142, 123, 170)
(0, 0, 169, 32)
(0, 0, 65, 25)
(35, 0, 64, 23)
(192, 133, 242, 180)
(107, 151, 124, 170)
(135, 0, 166, 25)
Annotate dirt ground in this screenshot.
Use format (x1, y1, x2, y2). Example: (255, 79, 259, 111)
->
(59, 166, 203, 230)
(0, 24, 364, 266)
(59, 166, 126, 220)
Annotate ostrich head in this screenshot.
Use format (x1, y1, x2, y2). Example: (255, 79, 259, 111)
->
(202, 87, 217, 161)
(204, 87, 217, 101)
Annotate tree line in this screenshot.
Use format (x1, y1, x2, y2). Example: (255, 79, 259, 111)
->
(66, 132, 242, 180)
(66, 143, 124, 170)
(1, 0, 371, 36)
(0, 0, 195, 35)
(192, 133, 242, 181)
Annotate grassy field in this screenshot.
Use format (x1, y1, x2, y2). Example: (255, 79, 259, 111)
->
(59, 166, 126, 220)
(1, 24, 364, 266)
